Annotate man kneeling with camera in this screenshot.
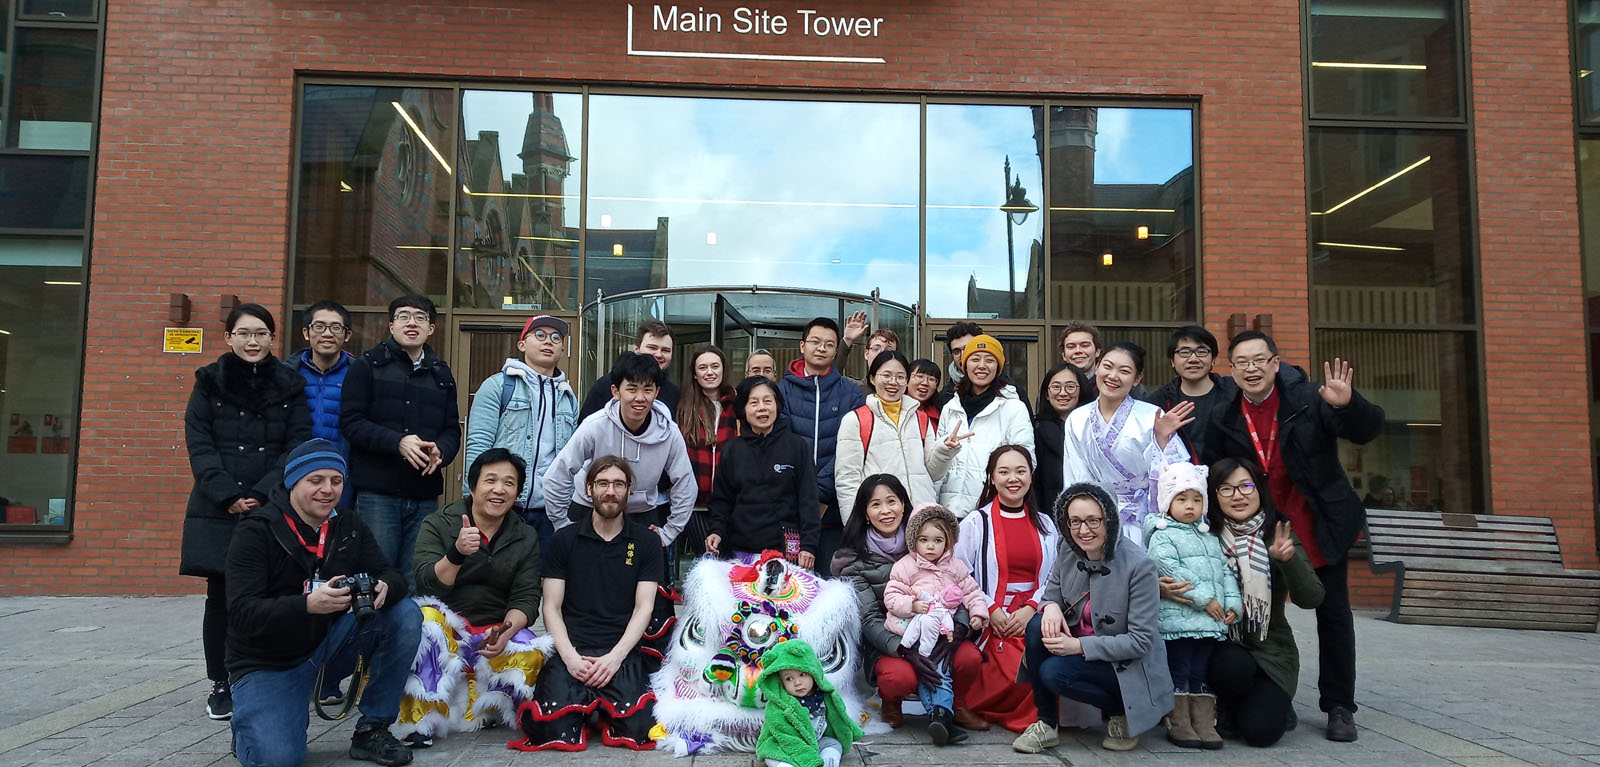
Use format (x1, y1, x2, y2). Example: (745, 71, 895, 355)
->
(226, 438, 423, 766)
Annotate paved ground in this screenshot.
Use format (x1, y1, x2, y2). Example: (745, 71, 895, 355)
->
(0, 596, 1595, 766)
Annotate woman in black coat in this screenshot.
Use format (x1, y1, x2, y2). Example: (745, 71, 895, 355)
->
(1032, 361, 1090, 513)
(703, 376, 821, 570)
(181, 303, 311, 720)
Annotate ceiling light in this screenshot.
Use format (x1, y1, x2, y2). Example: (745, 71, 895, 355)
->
(517, 235, 580, 243)
(1101, 252, 1114, 267)
(1315, 241, 1403, 252)
(339, 181, 353, 192)
(1136, 226, 1149, 240)
(600, 214, 613, 228)
(390, 102, 453, 174)
(1313, 155, 1431, 216)
(1049, 206, 1176, 213)
(1311, 61, 1427, 71)
(706, 232, 718, 245)
(395, 245, 448, 250)
(44, 280, 83, 286)
(612, 243, 624, 256)
(1405, 422, 1443, 427)
(0, 329, 10, 335)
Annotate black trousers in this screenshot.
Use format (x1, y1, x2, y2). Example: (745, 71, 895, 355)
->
(1315, 558, 1357, 713)
(1208, 642, 1292, 747)
(204, 576, 228, 683)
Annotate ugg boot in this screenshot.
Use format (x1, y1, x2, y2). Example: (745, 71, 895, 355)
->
(881, 699, 903, 727)
(1191, 693, 1223, 750)
(1165, 693, 1200, 748)
(928, 707, 969, 746)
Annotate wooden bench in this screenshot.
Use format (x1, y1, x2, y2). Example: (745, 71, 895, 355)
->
(1365, 508, 1600, 632)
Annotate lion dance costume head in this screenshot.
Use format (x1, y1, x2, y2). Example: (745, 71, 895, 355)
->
(650, 551, 876, 755)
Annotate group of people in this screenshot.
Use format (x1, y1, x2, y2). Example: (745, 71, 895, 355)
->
(182, 295, 1383, 766)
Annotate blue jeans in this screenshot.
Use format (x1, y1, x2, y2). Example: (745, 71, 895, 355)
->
(355, 492, 434, 589)
(1025, 614, 1123, 726)
(231, 600, 422, 767)
(920, 664, 955, 712)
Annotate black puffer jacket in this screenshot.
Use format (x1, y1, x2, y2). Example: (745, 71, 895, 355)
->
(224, 494, 407, 683)
(706, 421, 820, 556)
(1201, 370, 1384, 565)
(1141, 372, 1236, 463)
(831, 545, 900, 661)
(340, 338, 461, 498)
(1032, 416, 1066, 512)
(181, 353, 311, 577)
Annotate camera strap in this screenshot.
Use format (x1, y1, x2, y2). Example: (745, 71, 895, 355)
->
(282, 512, 329, 560)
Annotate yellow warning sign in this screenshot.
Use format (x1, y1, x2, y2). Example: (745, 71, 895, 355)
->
(163, 328, 203, 354)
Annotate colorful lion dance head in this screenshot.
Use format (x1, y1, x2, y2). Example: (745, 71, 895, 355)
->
(650, 552, 873, 755)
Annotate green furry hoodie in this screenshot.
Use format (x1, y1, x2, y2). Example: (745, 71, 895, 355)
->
(755, 641, 864, 767)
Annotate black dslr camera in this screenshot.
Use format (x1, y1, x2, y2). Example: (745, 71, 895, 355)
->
(331, 573, 377, 621)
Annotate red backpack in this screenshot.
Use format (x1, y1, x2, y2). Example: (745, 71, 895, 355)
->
(854, 404, 933, 454)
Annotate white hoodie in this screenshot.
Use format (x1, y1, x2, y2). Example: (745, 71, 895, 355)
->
(541, 398, 695, 545)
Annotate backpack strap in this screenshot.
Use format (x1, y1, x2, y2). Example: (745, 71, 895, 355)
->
(854, 405, 874, 454)
(915, 408, 932, 441)
(979, 507, 991, 596)
(499, 373, 517, 416)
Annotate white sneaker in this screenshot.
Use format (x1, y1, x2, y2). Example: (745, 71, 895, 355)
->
(1102, 715, 1139, 751)
(1012, 720, 1060, 753)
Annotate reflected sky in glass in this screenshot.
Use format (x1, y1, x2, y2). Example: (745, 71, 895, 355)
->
(1092, 108, 1193, 185)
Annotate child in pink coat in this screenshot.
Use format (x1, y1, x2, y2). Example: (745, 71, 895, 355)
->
(883, 504, 990, 746)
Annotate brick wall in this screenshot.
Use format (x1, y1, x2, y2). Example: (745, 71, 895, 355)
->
(0, 0, 1586, 598)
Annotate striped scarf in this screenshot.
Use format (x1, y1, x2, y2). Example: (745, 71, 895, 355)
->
(1220, 513, 1272, 642)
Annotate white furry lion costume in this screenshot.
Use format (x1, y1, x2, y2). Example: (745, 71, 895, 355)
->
(650, 552, 884, 755)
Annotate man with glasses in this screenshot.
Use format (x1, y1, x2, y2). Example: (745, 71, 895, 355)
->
(745, 349, 778, 382)
(341, 295, 461, 588)
(848, 328, 899, 395)
(1200, 330, 1383, 744)
(464, 315, 578, 552)
(1142, 325, 1233, 461)
(580, 321, 679, 422)
(295, 300, 357, 508)
(778, 317, 866, 568)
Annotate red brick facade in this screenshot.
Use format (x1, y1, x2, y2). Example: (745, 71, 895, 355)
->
(0, 0, 1590, 598)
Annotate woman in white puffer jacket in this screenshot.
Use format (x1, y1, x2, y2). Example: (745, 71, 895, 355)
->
(834, 351, 943, 523)
(927, 335, 1034, 518)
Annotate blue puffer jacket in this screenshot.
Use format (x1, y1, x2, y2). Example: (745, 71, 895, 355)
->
(294, 348, 354, 456)
(1141, 516, 1242, 640)
(777, 358, 865, 516)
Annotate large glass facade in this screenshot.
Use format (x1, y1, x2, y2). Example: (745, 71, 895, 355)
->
(1307, 0, 1480, 515)
(1578, 1, 1600, 525)
(0, 1, 99, 535)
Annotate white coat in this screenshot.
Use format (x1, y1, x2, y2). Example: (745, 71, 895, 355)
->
(927, 385, 1035, 519)
(833, 395, 941, 524)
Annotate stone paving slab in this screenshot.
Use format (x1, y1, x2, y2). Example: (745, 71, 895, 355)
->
(0, 596, 1593, 766)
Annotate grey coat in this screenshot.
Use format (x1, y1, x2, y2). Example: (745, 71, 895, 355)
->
(1038, 482, 1175, 736)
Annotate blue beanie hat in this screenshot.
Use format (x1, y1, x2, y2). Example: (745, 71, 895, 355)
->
(283, 438, 346, 489)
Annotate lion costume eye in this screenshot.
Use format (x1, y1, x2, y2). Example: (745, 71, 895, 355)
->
(740, 615, 782, 649)
(816, 632, 850, 674)
(680, 615, 706, 650)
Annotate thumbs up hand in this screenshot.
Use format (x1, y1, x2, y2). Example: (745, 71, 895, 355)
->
(456, 515, 482, 557)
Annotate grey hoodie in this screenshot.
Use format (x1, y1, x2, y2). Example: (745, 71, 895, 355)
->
(540, 398, 695, 545)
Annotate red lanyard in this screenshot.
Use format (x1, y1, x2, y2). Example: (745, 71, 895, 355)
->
(1242, 402, 1278, 473)
(283, 512, 329, 560)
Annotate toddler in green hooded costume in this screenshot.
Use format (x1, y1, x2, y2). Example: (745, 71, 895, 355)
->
(756, 639, 864, 767)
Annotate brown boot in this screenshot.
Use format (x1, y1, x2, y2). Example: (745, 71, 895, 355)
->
(1165, 694, 1201, 748)
(1191, 694, 1223, 749)
(882, 698, 903, 727)
(953, 707, 991, 731)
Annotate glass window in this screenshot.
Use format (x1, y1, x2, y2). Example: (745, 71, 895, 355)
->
(1579, 141, 1600, 504)
(1580, 2, 1600, 124)
(1047, 107, 1196, 323)
(286, 309, 418, 364)
(456, 90, 582, 312)
(0, 236, 85, 530)
(583, 95, 919, 306)
(1308, 0, 1462, 120)
(1308, 128, 1473, 326)
(1313, 329, 1481, 515)
(292, 85, 455, 310)
(0, 155, 88, 228)
(6, 27, 97, 150)
(20, 0, 96, 19)
(925, 104, 1044, 319)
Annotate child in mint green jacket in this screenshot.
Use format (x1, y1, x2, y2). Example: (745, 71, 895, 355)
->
(756, 640, 863, 767)
(1143, 461, 1242, 751)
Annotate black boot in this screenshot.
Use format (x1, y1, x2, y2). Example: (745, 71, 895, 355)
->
(929, 707, 969, 746)
(1215, 699, 1237, 739)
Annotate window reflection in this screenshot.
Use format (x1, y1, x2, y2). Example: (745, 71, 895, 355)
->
(1581, 3, 1600, 124)
(925, 104, 1044, 319)
(1047, 107, 1195, 323)
(1308, 128, 1473, 325)
(293, 85, 454, 309)
(1315, 329, 1480, 515)
(456, 90, 582, 312)
(583, 95, 919, 305)
(1309, 0, 1461, 120)
(6, 27, 96, 150)
(0, 155, 88, 228)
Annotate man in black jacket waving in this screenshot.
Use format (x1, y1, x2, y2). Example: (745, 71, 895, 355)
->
(226, 439, 422, 767)
(341, 295, 461, 586)
(1200, 331, 1383, 743)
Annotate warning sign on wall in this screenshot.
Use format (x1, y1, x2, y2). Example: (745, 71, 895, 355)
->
(163, 328, 203, 354)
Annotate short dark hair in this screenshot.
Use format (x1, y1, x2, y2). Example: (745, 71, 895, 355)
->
(1228, 330, 1279, 357)
(1101, 341, 1147, 377)
(226, 302, 276, 334)
(945, 322, 985, 352)
(610, 351, 666, 389)
(388, 295, 437, 323)
(585, 455, 635, 489)
(733, 375, 785, 427)
(468, 447, 526, 493)
(1035, 361, 1089, 424)
(803, 317, 841, 343)
(1059, 320, 1102, 355)
(637, 320, 674, 343)
(1166, 325, 1217, 358)
(304, 300, 351, 329)
(908, 358, 942, 385)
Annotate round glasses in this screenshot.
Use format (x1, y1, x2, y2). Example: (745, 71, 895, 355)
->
(1217, 482, 1257, 498)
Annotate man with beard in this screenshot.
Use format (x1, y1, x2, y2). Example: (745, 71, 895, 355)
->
(514, 457, 662, 751)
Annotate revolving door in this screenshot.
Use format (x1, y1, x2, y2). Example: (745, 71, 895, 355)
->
(580, 287, 917, 390)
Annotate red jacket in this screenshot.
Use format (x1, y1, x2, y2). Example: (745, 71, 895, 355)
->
(682, 390, 737, 506)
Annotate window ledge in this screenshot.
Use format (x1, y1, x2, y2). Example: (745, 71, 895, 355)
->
(0, 530, 73, 544)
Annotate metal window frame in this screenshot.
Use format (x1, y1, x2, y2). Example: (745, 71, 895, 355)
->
(1304, 0, 1469, 124)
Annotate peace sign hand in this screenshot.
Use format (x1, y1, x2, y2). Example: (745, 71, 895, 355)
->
(943, 428, 974, 451)
(1268, 521, 1295, 562)
(1153, 401, 1196, 443)
(1320, 358, 1354, 408)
